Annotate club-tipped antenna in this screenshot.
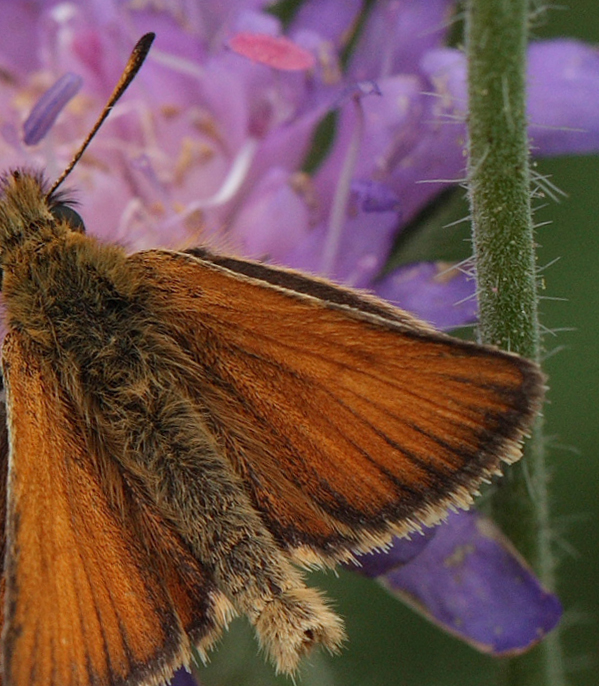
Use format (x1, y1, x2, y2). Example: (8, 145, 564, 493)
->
(47, 32, 155, 198)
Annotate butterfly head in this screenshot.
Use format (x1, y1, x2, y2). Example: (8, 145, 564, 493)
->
(0, 170, 85, 281)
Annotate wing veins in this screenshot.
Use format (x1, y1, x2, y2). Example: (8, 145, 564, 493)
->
(211, 341, 451, 493)
(208, 324, 495, 446)
(197, 310, 500, 424)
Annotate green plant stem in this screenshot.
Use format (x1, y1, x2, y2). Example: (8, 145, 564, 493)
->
(464, 1, 565, 685)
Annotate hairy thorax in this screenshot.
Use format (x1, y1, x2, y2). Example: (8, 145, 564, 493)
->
(2, 230, 295, 617)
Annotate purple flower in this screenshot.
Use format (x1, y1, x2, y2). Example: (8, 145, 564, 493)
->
(350, 511, 562, 654)
(169, 668, 201, 686)
(1, 0, 588, 670)
(375, 262, 477, 330)
(4, 1, 596, 297)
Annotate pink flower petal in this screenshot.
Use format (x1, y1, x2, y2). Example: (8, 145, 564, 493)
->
(229, 32, 315, 71)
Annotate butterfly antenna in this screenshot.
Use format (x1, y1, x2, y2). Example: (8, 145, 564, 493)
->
(47, 32, 155, 198)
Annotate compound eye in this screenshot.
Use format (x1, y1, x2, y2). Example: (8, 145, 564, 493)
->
(50, 204, 86, 233)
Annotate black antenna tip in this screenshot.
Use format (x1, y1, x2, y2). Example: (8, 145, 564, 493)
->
(135, 33, 156, 59)
(127, 33, 156, 81)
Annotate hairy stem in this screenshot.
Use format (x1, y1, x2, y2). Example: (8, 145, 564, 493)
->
(465, 1, 564, 684)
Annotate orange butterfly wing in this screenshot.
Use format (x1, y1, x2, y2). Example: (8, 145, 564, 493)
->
(129, 249, 543, 562)
(1, 332, 231, 686)
(0, 396, 8, 643)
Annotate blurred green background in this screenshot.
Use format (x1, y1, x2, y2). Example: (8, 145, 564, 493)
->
(200, 3, 599, 685)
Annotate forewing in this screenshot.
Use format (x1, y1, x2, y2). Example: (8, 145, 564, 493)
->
(130, 249, 544, 561)
(0, 387, 8, 644)
(1, 332, 227, 686)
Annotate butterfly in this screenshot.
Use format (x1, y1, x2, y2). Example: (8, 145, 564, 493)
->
(0, 33, 543, 685)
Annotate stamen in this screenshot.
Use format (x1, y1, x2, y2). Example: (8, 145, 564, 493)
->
(322, 82, 380, 276)
(165, 137, 258, 230)
(23, 73, 83, 146)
